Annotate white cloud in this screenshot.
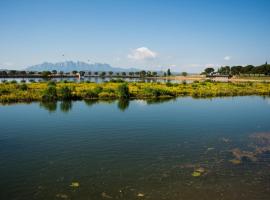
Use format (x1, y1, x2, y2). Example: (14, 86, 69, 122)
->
(128, 47, 157, 61)
(224, 56, 231, 61)
(0, 62, 14, 69)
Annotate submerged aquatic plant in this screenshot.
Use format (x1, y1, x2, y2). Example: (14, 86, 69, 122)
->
(231, 148, 257, 162)
(192, 167, 206, 177)
(70, 182, 80, 188)
(192, 171, 201, 177)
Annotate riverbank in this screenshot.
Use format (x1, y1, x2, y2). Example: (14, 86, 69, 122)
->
(1, 81, 270, 103)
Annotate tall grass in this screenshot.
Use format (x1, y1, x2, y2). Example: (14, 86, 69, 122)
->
(0, 81, 270, 103)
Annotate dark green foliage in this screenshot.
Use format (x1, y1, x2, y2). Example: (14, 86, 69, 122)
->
(39, 101, 57, 112)
(47, 81, 56, 87)
(167, 69, 171, 76)
(42, 71, 51, 78)
(117, 99, 129, 111)
(0, 88, 10, 95)
(10, 80, 17, 84)
(59, 86, 73, 100)
(144, 87, 175, 98)
(118, 83, 130, 99)
(85, 86, 103, 98)
(205, 63, 270, 76)
(166, 82, 173, 87)
(182, 72, 188, 76)
(60, 101, 72, 112)
(110, 79, 125, 83)
(20, 84, 28, 91)
(204, 68, 215, 75)
(42, 86, 57, 101)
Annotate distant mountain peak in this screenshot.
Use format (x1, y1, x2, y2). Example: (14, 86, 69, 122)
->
(25, 61, 139, 72)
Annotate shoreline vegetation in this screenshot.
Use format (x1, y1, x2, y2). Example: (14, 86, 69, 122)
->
(1, 79, 270, 103)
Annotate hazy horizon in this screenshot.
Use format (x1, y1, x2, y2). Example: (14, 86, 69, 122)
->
(0, 0, 270, 72)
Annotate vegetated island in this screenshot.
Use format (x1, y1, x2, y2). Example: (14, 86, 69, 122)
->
(0, 79, 270, 103)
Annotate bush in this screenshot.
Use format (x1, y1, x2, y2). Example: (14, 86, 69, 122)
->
(47, 81, 56, 87)
(85, 86, 103, 98)
(110, 78, 125, 83)
(166, 82, 173, 87)
(20, 84, 28, 91)
(0, 88, 10, 95)
(98, 92, 117, 99)
(118, 83, 130, 99)
(59, 86, 73, 100)
(10, 80, 17, 84)
(144, 87, 175, 98)
(42, 86, 57, 101)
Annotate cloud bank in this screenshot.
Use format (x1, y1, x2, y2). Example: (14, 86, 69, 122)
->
(128, 47, 157, 61)
(224, 56, 231, 61)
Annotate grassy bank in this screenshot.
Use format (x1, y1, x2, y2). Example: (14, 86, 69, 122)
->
(0, 80, 270, 103)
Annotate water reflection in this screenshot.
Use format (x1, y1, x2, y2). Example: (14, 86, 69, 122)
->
(145, 98, 176, 105)
(1, 97, 270, 200)
(60, 101, 72, 113)
(117, 99, 130, 111)
(38, 98, 180, 113)
(39, 101, 57, 112)
(84, 99, 99, 107)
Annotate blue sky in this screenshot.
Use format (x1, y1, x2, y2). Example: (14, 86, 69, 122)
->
(0, 0, 270, 72)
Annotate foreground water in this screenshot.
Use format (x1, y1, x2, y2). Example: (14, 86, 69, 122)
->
(0, 97, 270, 200)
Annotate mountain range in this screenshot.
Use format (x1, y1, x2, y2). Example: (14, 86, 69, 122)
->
(25, 61, 140, 72)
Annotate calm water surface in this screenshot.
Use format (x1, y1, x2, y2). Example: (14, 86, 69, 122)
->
(0, 97, 270, 200)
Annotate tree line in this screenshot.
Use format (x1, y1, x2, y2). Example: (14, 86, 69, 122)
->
(0, 68, 173, 78)
(203, 62, 270, 76)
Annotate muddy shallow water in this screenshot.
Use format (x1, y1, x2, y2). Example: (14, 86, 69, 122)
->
(0, 96, 270, 200)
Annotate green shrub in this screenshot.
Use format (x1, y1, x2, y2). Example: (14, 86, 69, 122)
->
(85, 86, 103, 98)
(118, 83, 130, 99)
(47, 81, 56, 87)
(20, 84, 28, 91)
(0, 88, 10, 95)
(59, 86, 73, 100)
(10, 80, 17, 84)
(98, 92, 117, 99)
(42, 86, 57, 101)
(144, 87, 176, 98)
(110, 78, 125, 83)
(166, 82, 173, 87)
